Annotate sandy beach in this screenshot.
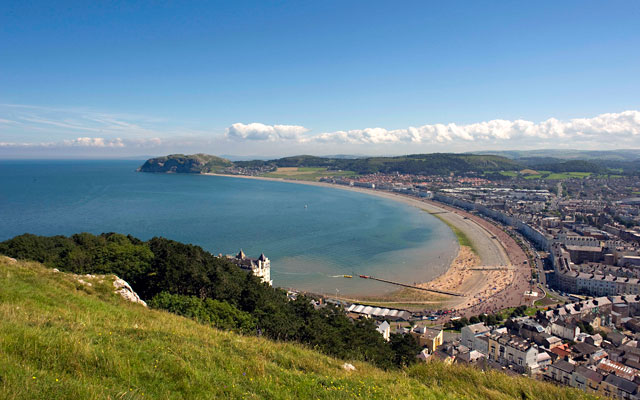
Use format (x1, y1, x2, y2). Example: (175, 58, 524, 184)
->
(205, 173, 530, 314)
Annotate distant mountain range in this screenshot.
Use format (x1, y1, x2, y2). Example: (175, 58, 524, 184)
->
(469, 149, 640, 161)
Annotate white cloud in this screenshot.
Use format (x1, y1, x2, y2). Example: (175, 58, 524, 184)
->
(226, 122, 309, 141)
(129, 137, 163, 147)
(4, 103, 640, 155)
(0, 103, 167, 139)
(0, 137, 164, 148)
(0, 141, 46, 147)
(309, 110, 640, 145)
(64, 137, 125, 147)
(223, 110, 634, 147)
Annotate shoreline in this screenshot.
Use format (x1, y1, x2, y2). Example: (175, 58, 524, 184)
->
(204, 172, 528, 312)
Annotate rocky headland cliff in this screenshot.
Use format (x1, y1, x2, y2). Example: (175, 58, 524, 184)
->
(137, 153, 232, 173)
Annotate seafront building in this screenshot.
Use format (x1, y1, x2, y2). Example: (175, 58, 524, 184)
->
(345, 303, 412, 321)
(487, 332, 540, 374)
(225, 250, 272, 286)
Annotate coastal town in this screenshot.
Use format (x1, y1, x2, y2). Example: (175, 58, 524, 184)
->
(5, 2, 640, 398)
(235, 170, 640, 399)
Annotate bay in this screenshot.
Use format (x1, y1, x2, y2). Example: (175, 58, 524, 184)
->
(0, 160, 457, 296)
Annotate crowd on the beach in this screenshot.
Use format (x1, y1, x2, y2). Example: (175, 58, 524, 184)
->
(424, 201, 533, 319)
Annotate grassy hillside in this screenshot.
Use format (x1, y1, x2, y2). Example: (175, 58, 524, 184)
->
(0, 256, 593, 399)
(263, 167, 356, 181)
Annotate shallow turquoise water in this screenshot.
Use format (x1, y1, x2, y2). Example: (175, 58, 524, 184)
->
(0, 160, 457, 295)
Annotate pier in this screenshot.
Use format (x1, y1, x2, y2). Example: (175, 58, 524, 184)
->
(358, 275, 463, 297)
(469, 265, 514, 271)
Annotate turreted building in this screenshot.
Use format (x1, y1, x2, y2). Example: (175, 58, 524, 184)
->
(226, 250, 272, 286)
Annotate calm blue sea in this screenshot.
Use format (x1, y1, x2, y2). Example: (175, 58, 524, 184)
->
(0, 160, 456, 295)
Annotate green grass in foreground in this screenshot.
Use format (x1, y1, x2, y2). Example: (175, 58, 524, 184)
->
(426, 211, 477, 254)
(0, 257, 592, 400)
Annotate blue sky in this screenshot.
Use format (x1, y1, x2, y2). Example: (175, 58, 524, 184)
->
(1, 1, 639, 158)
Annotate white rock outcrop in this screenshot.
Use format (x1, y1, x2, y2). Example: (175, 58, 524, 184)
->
(1, 256, 17, 264)
(113, 277, 147, 307)
(342, 363, 356, 371)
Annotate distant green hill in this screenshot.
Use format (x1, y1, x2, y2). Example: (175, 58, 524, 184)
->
(471, 150, 640, 175)
(521, 159, 607, 174)
(234, 153, 522, 175)
(469, 149, 640, 161)
(138, 153, 232, 173)
(0, 256, 592, 399)
(139, 153, 524, 176)
(138, 151, 639, 177)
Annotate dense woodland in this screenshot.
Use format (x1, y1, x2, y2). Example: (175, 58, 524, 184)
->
(0, 233, 420, 369)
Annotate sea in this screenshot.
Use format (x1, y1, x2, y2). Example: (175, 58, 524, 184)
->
(0, 160, 457, 296)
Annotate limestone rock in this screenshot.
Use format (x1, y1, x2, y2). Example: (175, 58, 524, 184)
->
(77, 278, 92, 287)
(342, 363, 356, 371)
(113, 277, 147, 307)
(1, 256, 17, 264)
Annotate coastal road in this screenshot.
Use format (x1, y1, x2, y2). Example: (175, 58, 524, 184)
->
(419, 199, 533, 315)
(417, 202, 510, 267)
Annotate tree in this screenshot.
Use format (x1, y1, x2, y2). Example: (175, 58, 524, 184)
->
(149, 292, 256, 333)
(389, 334, 421, 367)
(576, 321, 594, 335)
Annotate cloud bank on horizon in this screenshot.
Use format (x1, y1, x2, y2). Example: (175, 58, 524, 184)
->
(1, 106, 640, 156)
(226, 110, 640, 146)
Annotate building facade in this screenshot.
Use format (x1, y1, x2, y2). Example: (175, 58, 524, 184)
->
(227, 250, 272, 286)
